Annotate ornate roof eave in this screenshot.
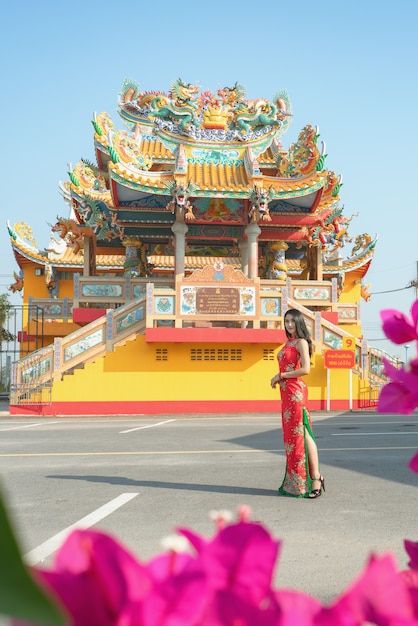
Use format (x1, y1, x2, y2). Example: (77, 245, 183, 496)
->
(94, 134, 175, 167)
(265, 173, 327, 201)
(109, 162, 176, 200)
(10, 239, 48, 267)
(108, 159, 329, 204)
(69, 185, 114, 207)
(324, 258, 373, 278)
(9, 237, 118, 271)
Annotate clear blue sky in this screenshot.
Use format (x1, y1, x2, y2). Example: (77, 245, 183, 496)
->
(1, 0, 417, 358)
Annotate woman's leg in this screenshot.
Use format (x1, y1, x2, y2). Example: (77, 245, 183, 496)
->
(305, 430, 321, 483)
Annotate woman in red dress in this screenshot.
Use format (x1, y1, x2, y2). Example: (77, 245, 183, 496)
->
(271, 309, 325, 498)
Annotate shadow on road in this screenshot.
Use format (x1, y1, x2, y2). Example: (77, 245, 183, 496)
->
(46, 474, 278, 496)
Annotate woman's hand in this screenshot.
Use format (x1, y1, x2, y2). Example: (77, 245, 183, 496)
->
(271, 374, 281, 388)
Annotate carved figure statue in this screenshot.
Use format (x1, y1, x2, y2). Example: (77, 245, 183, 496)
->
(248, 185, 274, 222)
(232, 100, 281, 134)
(77, 197, 124, 243)
(8, 270, 24, 294)
(351, 234, 372, 256)
(305, 207, 356, 250)
(109, 132, 152, 170)
(323, 171, 343, 199)
(45, 263, 60, 298)
(267, 242, 289, 281)
(149, 78, 199, 131)
(70, 159, 108, 191)
(169, 77, 199, 108)
(52, 217, 96, 255)
(164, 181, 198, 220)
(217, 82, 246, 105)
(361, 281, 371, 302)
(277, 124, 323, 177)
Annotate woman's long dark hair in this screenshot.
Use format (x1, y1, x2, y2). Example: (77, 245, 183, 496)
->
(284, 308, 313, 357)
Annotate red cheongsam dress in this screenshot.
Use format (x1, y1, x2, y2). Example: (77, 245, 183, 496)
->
(277, 338, 317, 497)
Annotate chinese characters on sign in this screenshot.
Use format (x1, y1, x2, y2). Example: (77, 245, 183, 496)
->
(196, 287, 239, 315)
(179, 285, 256, 318)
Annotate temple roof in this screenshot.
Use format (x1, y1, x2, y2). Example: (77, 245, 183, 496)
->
(8, 78, 377, 299)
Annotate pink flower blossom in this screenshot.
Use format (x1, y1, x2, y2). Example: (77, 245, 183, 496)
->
(205, 588, 282, 625)
(409, 451, 418, 473)
(12, 511, 418, 626)
(399, 569, 418, 618)
(377, 358, 418, 415)
(378, 299, 418, 470)
(141, 567, 208, 626)
(380, 300, 418, 344)
(405, 540, 418, 570)
(17, 529, 152, 626)
(400, 540, 418, 618)
(178, 520, 281, 606)
(320, 553, 414, 625)
(274, 589, 322, 626)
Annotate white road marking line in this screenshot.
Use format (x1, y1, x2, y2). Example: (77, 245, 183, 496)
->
(1, 446, 417, 459)
(24, 493, 138, 565)
(120, 419, 176, 433)
(332, 432, 418, 436)
(0, 422, 60, 432)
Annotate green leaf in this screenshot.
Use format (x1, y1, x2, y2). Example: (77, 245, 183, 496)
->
(0, 491, 67, 625)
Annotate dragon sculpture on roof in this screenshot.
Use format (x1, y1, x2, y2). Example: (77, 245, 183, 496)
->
(164, 181, 198, 220)
(118, 78, 293, 139)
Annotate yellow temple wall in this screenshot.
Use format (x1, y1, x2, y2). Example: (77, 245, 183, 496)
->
(338, 271, 362, 304)
(21, 270, 74, 304)
(21, 272, 79, 353)
(48, 335, 362, 414)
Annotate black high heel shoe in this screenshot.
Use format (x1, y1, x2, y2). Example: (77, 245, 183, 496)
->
(309, 475, 325, 499)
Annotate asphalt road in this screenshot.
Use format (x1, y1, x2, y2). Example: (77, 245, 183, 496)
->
(0, 409, 417, 610)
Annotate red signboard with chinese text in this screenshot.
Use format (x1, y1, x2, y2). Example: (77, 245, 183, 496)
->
(324, 350, 355, 369)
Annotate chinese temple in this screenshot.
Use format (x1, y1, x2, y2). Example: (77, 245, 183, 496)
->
(7, 78, 387, 415)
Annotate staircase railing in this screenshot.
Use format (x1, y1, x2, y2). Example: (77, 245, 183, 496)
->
(10, 297, 146, 404)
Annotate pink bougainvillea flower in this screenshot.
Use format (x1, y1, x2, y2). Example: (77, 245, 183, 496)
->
(399, 569, 418, 618)
(380, 300, 418, 344)
(141, 568, 208, 626)
(405, 540, 418, 570)
(274, 589, 322, 626)
(320, 553, 414, 626)
(377, 358, 418, 414)
(23, 529, 152, 626)
(179, 520, 281, 606)
(206, 588, 282, 626)
(409, 451, 418, 474)
(400, 544, 418, 618)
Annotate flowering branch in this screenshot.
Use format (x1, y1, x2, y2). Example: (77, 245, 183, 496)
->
(378, 298, 418, 471)
(4, 504, 418, 626)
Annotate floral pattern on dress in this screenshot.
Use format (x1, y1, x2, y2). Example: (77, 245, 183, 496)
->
(277, 338, 316, 498)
